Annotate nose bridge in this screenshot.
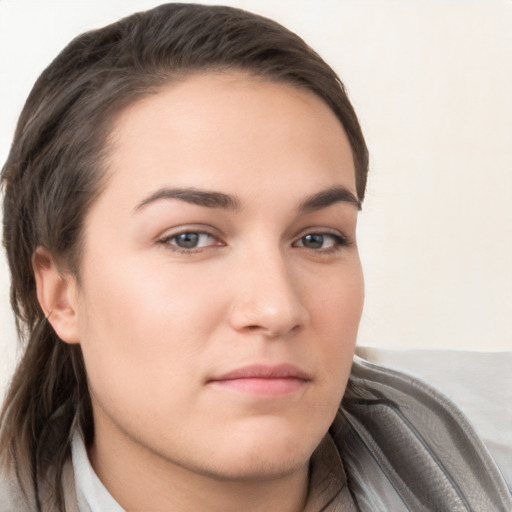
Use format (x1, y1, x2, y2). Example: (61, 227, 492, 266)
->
(228, 241, 309, 336)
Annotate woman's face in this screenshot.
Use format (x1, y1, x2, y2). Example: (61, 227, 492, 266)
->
(72, 72, 364, 481)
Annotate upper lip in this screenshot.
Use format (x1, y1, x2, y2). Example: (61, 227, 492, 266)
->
(208, 364, 312, 382)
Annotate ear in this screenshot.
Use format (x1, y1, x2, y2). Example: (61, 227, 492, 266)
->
(32, 247, 80, 344)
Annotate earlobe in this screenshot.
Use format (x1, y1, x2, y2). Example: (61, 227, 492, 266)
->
(32, 247, 80, 344)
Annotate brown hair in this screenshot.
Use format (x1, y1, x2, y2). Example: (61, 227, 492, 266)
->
(0, 3, 368, 509)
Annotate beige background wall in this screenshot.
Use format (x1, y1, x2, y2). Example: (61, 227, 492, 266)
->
(1, 0, 511, 395)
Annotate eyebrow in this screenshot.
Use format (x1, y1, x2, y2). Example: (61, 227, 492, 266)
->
(134, 187, 241, 212)
(134, 185, 360, 213)
(298, 186, 361, 212)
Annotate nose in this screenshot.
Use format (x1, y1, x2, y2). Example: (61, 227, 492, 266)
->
(227, 249, 310, 338)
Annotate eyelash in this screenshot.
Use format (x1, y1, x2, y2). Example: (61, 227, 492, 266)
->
(158, 231, 222, 254)
(293, 232, 351, 253)
(157, 230, 352, 254)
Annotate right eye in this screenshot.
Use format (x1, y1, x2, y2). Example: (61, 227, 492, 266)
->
(159, 231, 221, 252)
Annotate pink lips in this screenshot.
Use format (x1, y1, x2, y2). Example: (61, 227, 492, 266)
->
(207, 364, 311, 397)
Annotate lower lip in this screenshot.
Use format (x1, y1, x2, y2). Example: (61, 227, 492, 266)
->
(209, 377, 307, 397)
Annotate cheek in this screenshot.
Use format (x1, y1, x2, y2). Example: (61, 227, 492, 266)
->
(309, 259, 364, 331)
(75, 256, 227, 407)
(309, 264, 364, 377)
(79, 250, 224, 335)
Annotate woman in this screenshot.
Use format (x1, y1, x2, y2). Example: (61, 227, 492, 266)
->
(0, 3, 510, 511)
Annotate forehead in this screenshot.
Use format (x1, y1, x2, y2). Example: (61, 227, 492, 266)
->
(101, 72, 356, 207)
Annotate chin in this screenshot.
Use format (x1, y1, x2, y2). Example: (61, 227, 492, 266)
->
(202, 448, 312, 482)
(196, 421, 324, 481)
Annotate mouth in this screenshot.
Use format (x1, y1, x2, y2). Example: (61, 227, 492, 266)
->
(207, 364, 312, 397)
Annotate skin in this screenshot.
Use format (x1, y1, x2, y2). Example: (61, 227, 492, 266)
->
(36, 72, 364, 512)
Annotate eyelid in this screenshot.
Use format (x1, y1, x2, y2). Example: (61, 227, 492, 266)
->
(293, 226, 351, 241)
(156, 223, 222, 240)
(292, 228, 353, 250)
(156, 225, 225, 252)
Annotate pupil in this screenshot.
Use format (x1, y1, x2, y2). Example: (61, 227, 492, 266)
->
(176, 233, 199, 248)
(303, 234, 324, 249)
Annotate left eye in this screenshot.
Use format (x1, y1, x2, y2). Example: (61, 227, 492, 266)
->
(294, 233, 344, 250)
(164, 232, 217, 250)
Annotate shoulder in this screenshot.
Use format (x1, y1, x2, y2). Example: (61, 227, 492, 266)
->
(333, 356, 512, 511)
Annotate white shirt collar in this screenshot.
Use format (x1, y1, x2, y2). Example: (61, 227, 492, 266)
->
(71, 430, 125, 512)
